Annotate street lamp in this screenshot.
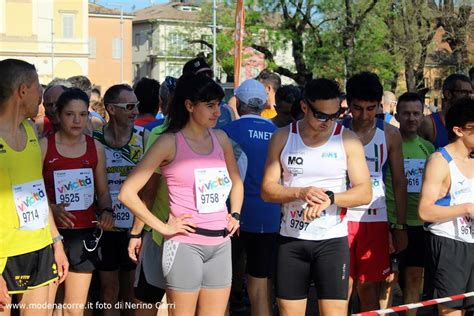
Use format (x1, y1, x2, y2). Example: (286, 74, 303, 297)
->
(109, 2, 128, 83)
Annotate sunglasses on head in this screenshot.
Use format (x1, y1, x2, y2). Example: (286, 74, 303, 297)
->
(109, 102, 139, 111)
(305, 99, 341, 122)
(83, 227, 103, 252)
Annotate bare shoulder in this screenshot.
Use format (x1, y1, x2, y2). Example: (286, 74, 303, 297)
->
(213, 128, 230, 146)
(271, 125, 291, 142)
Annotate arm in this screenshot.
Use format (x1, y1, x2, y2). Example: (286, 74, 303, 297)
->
(215, 130, 244, 236)
(417, 116, 434, 143)
(261, 128, 329, 205)
(118, 133, 195, 236)
(93, 140, 113, 230)
(386, 124, 408, 252)
(418, 152, 474, 222)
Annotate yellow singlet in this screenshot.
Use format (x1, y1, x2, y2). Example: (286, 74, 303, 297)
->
(0, 120, 52, 258)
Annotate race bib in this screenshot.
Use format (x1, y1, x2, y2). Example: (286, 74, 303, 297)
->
(111, 191, 133, 228)
(457, 216, 474, 241)
(54, 168, 94, 211)
(371, 174, 385, 199)
(13, 179, 49, 231)
(404, 159, 425, 193)
(194, 168, 232, 214)
(285, 201, 330, 235)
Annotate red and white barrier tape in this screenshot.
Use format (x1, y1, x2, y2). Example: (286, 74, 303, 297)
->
(352, 291, 474, 315)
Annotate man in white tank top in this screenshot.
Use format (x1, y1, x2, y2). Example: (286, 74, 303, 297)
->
(419, 98, 474, 315)
(344, 72, 408, 312)
(261, 78, 372, 316)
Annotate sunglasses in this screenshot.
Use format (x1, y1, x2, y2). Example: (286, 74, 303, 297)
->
(83, 227, 103, 252)
(109, 102, 139, 111)
(305, 99, 341, 122)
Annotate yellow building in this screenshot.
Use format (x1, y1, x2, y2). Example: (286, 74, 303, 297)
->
(0, 0, 89, 84)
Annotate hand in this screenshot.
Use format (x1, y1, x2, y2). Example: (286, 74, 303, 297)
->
(226, 214, 240, 237)
(162, 214, 196, 236)
(392, 229, 408, 253)
(128, 236, 142, 263)
(0, 275, 10, 308)
(466, 203, 474, 217)
(303, 199, 330, 221)
(98, 212, 114, 231)
(299, 187, 329, 206)
(388, 230, 395, 254)
(51, 203, 76, 228)
(53, 242, 69, 285)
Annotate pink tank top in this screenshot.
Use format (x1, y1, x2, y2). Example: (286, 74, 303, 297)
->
(161, 129, 230, 245)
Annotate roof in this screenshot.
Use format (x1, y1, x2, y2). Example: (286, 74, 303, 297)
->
(133, 1, 208, 23)
(88, 3, 134, 17)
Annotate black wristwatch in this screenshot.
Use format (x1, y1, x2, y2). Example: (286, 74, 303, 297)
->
(231, 212, 241, 221)
(324, 191, 335, 205)
(101, 207, 114, 214)
(389, 223, 408, 231)
(127, 231, 143, 239)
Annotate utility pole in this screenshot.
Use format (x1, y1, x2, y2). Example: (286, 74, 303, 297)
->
(212, 0, 217, 81)
(109, 2, 127, 83)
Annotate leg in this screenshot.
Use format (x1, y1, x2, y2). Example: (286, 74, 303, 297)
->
(118, 270, 135, 316)
(17, 285, 51, 316)
(403, 267, 423, 316)
(379, 272, 398, 309)
(63, 272, 93, 316)
(357, 281, 380, 311)
(277, 298, 306, 316)
(99, 271, 119, 316)
(247, 276, 272, 316)
(319, 299, 348, 316)
(166, 289, 199, 316)
(0, 292, 12, 316)
(196, 288, 230, 316)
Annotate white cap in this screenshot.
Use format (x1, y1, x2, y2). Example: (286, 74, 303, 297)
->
(235, 79, 267, 109)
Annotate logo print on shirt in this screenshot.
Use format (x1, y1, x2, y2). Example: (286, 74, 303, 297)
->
(288, 156, 303, 165)
(321, 152, 338, 159)
(48, 158, 59, 164)
(0, 144, 5, 154)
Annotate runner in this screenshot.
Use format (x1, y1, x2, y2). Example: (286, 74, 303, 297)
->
(343, 72, 408, 312)
(273, 85, 302, 128)
(382, 92, 435, 314)
(119, 73, 243, 315)
(419, 97, 474, 316)
(261, 78, 372, 316)
(36, 80, 71, 138)
(222, 79, 279, 316)
(418, 74, 472, 148)
(0, 58, 68, 315)
(93, 84, 147, 316)
(40, 88, 114, 315)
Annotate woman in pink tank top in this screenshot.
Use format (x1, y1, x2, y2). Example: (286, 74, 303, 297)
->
(119, 73, 243, 315)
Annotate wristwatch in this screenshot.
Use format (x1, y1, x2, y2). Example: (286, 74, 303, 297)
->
(389, 223, 408, 231)
(127, 231, 143, 239)
(52, 235, 64, 244)
(324, 191, 335, 205)
(231, 212, 241, 221)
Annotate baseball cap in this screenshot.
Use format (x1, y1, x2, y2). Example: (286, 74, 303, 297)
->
(182, 57, 213, 76)
(235, 79, 268, 109)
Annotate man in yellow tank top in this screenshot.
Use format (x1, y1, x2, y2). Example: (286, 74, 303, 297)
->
(0, 59, 68, 314)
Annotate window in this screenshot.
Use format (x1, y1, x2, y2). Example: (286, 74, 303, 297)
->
(166, 63, 183, 78)
(134, 33, 140, 51)
(112, 37, 122, 59)
(434, 78, 442, 90)
(168, 32, 186, 54)
(89, 37, 96, 58)
(62, 14, 74, 38)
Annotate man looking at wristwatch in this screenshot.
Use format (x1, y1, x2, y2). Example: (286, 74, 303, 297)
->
(342, 72, 408, 312)
(383, 92, 435, 314)
(261, 78, 372, 316)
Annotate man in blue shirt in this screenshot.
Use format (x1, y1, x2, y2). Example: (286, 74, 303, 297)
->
(222, 79, 279, 316)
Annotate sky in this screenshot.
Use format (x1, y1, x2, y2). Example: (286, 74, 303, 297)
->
(94, 0, 168, 11)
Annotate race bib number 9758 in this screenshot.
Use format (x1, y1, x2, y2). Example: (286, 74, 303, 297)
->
(194, 168, 232, 214)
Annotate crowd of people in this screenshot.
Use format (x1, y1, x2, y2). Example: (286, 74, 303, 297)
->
(0, 56, 473, 316)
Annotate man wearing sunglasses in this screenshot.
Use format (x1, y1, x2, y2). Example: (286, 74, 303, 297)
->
(93, 84, 148, 315)
(343, 72, 408, 312)
(418, 74, 473, 148)
(262, 78, 372, 316)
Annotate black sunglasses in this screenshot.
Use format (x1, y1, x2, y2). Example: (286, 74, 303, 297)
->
(305, 99, 341, 122)
(83, 228, 103, 252)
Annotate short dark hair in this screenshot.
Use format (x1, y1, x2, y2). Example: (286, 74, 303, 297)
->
(55, 88, 89, 114)
(256, 70, 281, 92)
(396, 92, 424, 113)
(445, 97, 474, 141)
(67, 75, 92, 95)
(469, 67, 474, 81)
(134, 77, 160, 115)
(103, 84, 134, 105)
(303, 78, 341, 102)
(165, 73, 224, 133)
(276, 85, 302, 109)
(346, 72, 383, 103)
(0, 59, 37, 104)
(442, 74, 471, 92)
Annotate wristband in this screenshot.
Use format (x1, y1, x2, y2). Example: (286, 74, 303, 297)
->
(128, 231, 143, 239)
(231, 212, 241, 221)
(389, 223, 408, 231)
(102, 207, 114, 214)
(52, 235, 64, 244)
